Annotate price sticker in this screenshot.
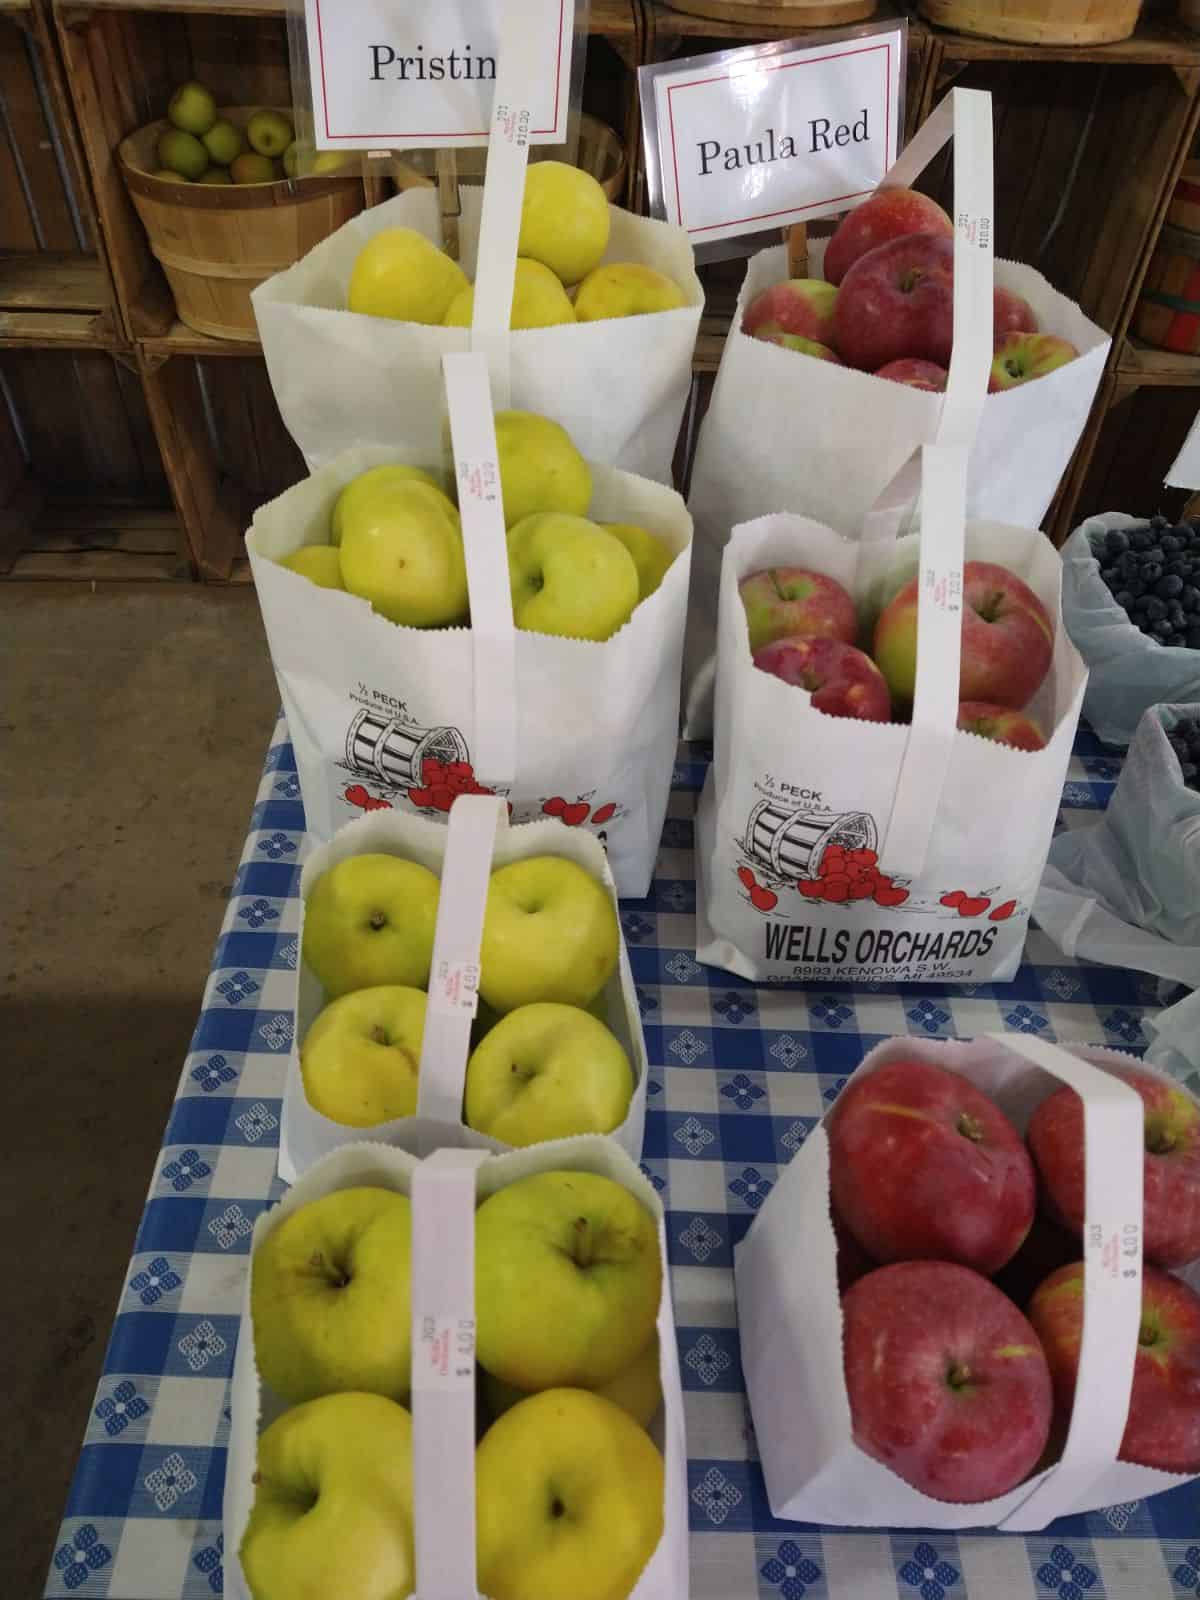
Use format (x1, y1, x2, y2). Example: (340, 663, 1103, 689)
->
(431, 958, 480, 1017)
(415, 1313, 476, 1391)
(457, 458, 502, 510)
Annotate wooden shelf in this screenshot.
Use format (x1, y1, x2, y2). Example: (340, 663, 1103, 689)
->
(650, 0, 910, 40)
(927, 16, 1200, 66)
(60, 0, 640, 33)
(140, 321, 260, 359)
(0, 254, 117, 347)
(1117, 337, 1200, 386)
(2, 504, 189, 580)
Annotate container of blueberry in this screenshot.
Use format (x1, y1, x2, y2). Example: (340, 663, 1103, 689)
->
(1061, 512, 1200, 746)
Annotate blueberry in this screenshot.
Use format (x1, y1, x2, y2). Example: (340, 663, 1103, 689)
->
(1146, 547, 1165, 564)
(1133, 595, 1153, 614)
(1152, 619, 1174, 639)
(1106, 528, 1130, 554)
(1143, 562, 1164, 583)
(1126, 579, 1146, 599)
(1144, 596, 1167, 620)
(1162, 534, 1182, 554)
(1182, 587, 1200, 613)
(1114, 589, 1134, 609)
(1151, 513, 1170, 529)
(1166, 560, 1188, 578)
(1188, 628, 1200, 650)
(1131, 530, 1154, 552)
(1157, 574, 1184, 599)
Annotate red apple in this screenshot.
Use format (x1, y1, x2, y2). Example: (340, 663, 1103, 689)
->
(833, 233, 955, 372)
(824, 188, 954, 286)
(1028, 1067, 1200, 1269)
(761, 333, 843, 363)
(1029, 1261, 1200, 1474)
(874, 358, 948, 391)
(753, 636, 891, 722)
(829, 1056, 1036, 1273)
(994, 286, 1038, 340)
(958, 701, 1046, 752)
(739, 566, 858, 653)
(990, 331, 1079, 392)
(743, 278, 838, 344)
(873, 559, 1054, 709)
(843, 1261, 1053, 1501)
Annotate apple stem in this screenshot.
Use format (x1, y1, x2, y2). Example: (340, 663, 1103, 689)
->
(946, 1361, 973, 1390)
(369, 910, 387, 930)
(1146, 1129, 1175, 1156)
(956, 1113, 986, 1143)
(370, 1025, 389, 1046)
(572, 1216, 594, 1269)
(1139, 1318, 1159, 1348)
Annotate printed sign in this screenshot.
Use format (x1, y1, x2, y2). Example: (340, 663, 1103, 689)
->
(640, 22, 905, 246)
(303, 0, 574, 149)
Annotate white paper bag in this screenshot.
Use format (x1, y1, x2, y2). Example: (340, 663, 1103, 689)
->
(1034, 701, 1200, 988)
(1060, 513, 1200, 747)
(684, 89, 1109, 734)
(278, 796, 649, 1182)
(735, 1033, 1200, 1529)
(246, 357, 693, 896)
(223, 1137, 689, 1600)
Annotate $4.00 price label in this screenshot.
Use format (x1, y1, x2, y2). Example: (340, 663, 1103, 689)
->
(416, 1313, 476, 1391)
(1091, 1220, 1142, 1283)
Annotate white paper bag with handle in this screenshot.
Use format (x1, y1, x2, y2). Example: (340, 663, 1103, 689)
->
(251, 0, 703, 482)
(694, 89, 1087, 987)
(277, 796, 650, 1182)
(246, 351, 692, 896)
(684, 87, 1108, 735)
(223, 1137, 689, 1600)
(734, 1034, 1200, 1528)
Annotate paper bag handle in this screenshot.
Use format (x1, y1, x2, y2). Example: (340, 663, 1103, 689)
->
(469, 0, 541, 405)
(410, 1146, 489, 1600)
(985, 1035, 1144, 1527)
(442, 351, 518, 793)
(416, 792, 507, 1124)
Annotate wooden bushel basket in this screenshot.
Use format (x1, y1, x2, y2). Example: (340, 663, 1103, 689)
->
(659, 0, 875, 24)
(390, 111, 627, 202)
(119, 108, 363, 342)
(919, 0, 1142, 44)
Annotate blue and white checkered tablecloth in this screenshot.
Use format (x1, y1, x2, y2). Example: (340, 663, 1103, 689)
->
(47, 715, 1200, 1600)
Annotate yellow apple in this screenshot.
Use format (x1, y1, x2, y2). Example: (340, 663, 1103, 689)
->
(475, 1170, 661, 1389)
(443, 258, 576, 330)
(519, 160, 610, 286)
(479, 855, 619, 1013)
(241, 1392, 414, 1600)
(574, 263, 687, 321)
(348, 227, 468, 324)
(494, 410, 591, 528)
(157, 128, 209, 181)
(508, 513, 638, 641)
(483, 1334, 661, 1430)
(303, 852, 440, 996)
(251, 1187, 412, 1403)
(310, 150, 351, 175)
(603, 521, 676, 601)
(151, 168, 187, 182)
(279, 545, 343, 589)
(230, 151, 276, 185)
(476, 1388, 664, 1600)
(339, 479, 468, 627)
(202, 117, 244, 166)
(195, 166, 232, 185)
(330, 464, 448, 546)
(167, 80, 216, 137)
(464, 1001, 634, 1145)
(301, 985, 426, 1126)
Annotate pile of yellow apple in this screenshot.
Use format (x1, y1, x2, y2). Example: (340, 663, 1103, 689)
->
(275, 410, 678, 642)
(348, 161, 686, 328)
(242, 1170, 665, 1600)
(300, 846, 637, 1143)
(149, 79, 349, 186)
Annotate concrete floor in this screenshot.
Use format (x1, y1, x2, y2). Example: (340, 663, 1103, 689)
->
(2, 585, 279, 1596)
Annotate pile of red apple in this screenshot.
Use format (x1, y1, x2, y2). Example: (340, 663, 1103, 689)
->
(828, 1056, 1200, 1502)
(741, 559, 1053, 748)
(742, 187, 1079, 392)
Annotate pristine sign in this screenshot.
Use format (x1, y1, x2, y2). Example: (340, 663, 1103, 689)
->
(640, 25, 905, 246)
(304, 0, 573, 149)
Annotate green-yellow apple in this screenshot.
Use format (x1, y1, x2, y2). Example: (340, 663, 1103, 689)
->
(231, 151, 276, 185)
(196, 167, 233, 186)
(518, 160, 610, 286)
(444, 258, 576, 330)
(247, 108, 293, 158)
(202, 117, 244, 166)
(339, 479, 468, 627)
(241, 1392, 414, 1600)
(574, 263, 686, 321)
(301, 985, 426, 1126)
(476, 1388, 663, 1600)
(464, 1002, 634, 1145)
(739, 566, 859, 654)
(151, 168, 186, 182)
(508, 514, 638, 641)
(494, 410, 591, 528)
(603, 522, 675, 602)
(167, 80, 216, 137)
(303, 852, 440, 995)
(282, 140, 311, 179)
(348, 227, 468, 323)
(873, 558, 1054, 709)
(989, 332, 1078, 392)
(483, 1334, 661, 1429)
(475, 1169, 661, 1388)
(330, 464, 448, 546)
(279, 545, 343, 589)
(479, 855, 619, 1013)
(310, 151, 351, 175)
(157, 128, 208, 181)
(251, 1186, 412, 1403)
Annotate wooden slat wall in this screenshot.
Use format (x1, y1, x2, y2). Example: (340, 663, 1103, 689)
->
(1074, 382, 1200, 526)
(0, 16, 85, 252)
(200, 357, 305, 510)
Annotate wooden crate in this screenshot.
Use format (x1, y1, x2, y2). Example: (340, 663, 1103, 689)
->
(1066, 372, 1200, 527)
